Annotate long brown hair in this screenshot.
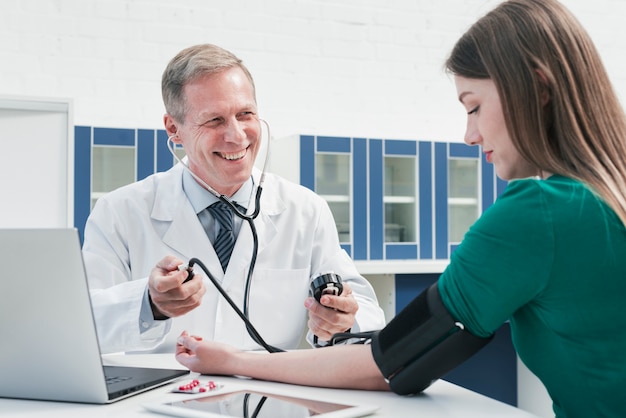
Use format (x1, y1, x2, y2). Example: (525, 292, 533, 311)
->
(445, 0, 626, 226)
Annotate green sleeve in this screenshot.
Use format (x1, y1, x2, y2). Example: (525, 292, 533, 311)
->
(439, 179, 555, 337)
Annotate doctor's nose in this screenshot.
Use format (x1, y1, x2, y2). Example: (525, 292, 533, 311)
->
(223, 119, 247, 143)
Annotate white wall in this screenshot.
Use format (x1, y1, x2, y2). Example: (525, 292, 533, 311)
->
(1, 0, 625, 142)
(2, 1, 626, 416)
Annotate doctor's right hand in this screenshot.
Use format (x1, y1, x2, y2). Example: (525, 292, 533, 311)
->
(148, 255, 206, 320)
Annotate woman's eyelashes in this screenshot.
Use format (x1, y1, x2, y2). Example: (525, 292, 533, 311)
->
(467, 106, 479, 115)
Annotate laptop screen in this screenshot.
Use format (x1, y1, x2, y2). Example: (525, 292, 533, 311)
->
(0, 228, 188, 404)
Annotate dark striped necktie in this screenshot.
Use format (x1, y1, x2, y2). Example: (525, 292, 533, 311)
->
(208, 201, 237, 272)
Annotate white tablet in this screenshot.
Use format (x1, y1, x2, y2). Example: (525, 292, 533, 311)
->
(144, 386, 378, 418)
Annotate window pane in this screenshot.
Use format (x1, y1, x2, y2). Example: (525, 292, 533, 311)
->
(384, 156, 415, 197)
(448, 158, 479, 242)
(329, 202, 350, 242)
(385, 202, 416, 242)
(91, 146, 135, 209)
(384, 156, 416, 243)
(316, 154, 350, 195)
(316, 153, 350, 242)
(449, 159, 478, 198)
(449, 205, 477, 242)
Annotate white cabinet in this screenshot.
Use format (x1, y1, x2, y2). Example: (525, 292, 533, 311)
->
(0, 96, 73, 228)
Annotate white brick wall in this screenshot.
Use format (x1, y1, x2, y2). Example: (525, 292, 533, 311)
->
(2, 0, 624, 142)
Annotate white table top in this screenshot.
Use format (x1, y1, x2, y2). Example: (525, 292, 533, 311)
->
(0, 353, 539, 417)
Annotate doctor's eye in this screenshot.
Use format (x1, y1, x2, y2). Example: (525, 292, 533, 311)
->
(237, 111, 257, 120)
(203, 117, 224, 127)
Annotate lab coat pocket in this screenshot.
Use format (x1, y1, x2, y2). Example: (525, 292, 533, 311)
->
(248, 268, 310, 348)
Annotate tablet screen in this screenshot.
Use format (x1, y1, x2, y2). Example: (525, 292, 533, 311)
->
(152, 389, 376, 418)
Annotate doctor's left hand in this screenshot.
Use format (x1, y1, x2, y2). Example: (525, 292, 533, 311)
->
(305, 282, 358, 342)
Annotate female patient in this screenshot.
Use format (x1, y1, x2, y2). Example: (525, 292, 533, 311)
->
(176, 1, 626, 416)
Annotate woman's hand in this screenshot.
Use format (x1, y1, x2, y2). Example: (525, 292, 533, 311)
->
(175, 331, 242, 375)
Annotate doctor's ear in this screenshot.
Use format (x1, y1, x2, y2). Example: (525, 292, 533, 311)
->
(169, 133, 182, 144)
(164, 114, 182, 143)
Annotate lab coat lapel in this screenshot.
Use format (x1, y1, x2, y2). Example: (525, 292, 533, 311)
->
(161, 200, 218, 265)
(249, 169, 283, 257)
(153, 166, 223, 273)
(252, 198, 282, 258)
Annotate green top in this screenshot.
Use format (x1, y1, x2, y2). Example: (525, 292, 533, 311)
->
(439, 175, 626, 418)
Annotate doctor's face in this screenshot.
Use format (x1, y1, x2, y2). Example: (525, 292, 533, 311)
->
(455, 75, 536, 181)
(165, 66, 261, 197)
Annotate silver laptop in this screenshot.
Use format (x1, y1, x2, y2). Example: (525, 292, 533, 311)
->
(0, 228, 189, 403)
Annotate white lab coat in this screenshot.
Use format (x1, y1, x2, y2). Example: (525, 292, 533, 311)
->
(83, 164, 385, 354)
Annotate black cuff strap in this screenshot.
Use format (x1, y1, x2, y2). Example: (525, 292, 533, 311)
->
(371, 283, 493, 395)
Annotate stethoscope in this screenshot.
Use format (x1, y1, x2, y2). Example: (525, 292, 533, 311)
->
(167, 117, 284, 353)
(243, 393, 268, 418)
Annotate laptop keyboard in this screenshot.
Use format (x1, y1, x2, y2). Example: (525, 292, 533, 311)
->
(106, 375, 132, 385)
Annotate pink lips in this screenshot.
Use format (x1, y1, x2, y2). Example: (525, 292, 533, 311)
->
(484, 151, 493, 163)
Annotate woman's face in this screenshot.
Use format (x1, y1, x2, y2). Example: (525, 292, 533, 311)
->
(455, 75, 537, 180)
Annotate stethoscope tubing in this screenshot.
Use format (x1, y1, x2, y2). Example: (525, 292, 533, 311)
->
(167, 118, 283, 352)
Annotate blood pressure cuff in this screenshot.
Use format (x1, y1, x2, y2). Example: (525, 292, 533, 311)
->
(370, 283, 493, 395)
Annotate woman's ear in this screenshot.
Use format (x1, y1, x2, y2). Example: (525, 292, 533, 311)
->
(534, 69, 551, 106)
(163, 114, 182, 143)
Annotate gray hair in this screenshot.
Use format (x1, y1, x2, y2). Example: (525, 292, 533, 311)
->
(161, 43, 256, 122)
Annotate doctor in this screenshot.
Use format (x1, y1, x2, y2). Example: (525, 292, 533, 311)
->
(83, 43, 386, 354)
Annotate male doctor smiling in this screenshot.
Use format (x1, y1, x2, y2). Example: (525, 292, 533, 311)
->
(83, 43, 385, 354)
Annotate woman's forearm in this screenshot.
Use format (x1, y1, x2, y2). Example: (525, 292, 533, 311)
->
(231, 344, 389, 391)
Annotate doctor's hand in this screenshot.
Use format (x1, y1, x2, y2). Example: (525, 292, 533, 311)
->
(176, 331, 241, 375)
(148, 256, 206, 320)
(305, 282, 358, 342)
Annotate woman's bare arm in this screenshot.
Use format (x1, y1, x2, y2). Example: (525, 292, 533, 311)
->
(175, 332, 389, 391)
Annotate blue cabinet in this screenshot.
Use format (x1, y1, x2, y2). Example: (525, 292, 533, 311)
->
(298, 135, 507, 261)
(75, 129, 507, 255)
(73, 126, 178, 242)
